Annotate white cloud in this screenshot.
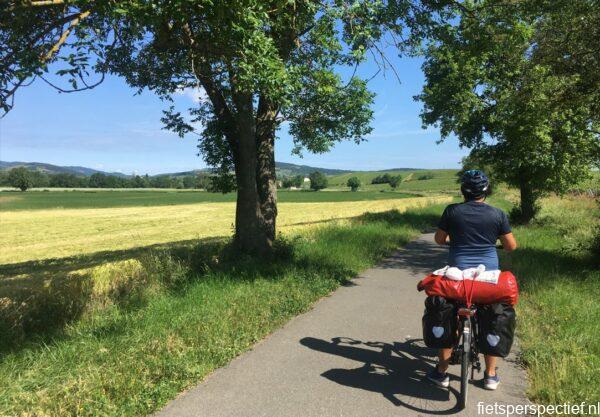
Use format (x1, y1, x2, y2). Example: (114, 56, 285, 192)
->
(176, 86, 208, 103)
(366, 126, 439, 139)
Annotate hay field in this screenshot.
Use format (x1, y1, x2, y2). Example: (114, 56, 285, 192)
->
(0, 196, 451, 265)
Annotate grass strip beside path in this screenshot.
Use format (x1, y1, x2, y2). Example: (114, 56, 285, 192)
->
(503, 196, 599, 405)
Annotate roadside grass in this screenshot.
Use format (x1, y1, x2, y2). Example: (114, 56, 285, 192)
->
(502, 196, 599, 404)
(0, 189, 417, 211)
(0, 204, 443, 417)
(0, 196, 450, 264)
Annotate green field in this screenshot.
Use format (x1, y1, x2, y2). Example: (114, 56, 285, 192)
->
(0, 189, 416, 211)
(328, 169, 459, 192)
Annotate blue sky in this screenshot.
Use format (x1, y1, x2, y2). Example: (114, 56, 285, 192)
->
(0, 53, 468, 175)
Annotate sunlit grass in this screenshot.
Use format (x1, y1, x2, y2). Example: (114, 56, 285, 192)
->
(0, 196, 451, 264)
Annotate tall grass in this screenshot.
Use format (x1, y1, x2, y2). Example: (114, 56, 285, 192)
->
(503, 196, 599, 404)
(0, 204, 442, 417)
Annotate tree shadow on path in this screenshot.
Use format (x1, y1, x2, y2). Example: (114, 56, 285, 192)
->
(300, 336, 464, 415)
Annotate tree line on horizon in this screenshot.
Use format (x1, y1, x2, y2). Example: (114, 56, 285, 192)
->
(1, 167, 339, 192)
(0, 167, 216, 191)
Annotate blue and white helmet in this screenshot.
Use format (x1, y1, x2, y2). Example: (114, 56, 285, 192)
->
(461, 170, 489, 198)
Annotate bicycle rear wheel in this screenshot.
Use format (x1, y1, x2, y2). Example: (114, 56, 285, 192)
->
(459, 348, 469, 410)
(458, 320, 471, 410)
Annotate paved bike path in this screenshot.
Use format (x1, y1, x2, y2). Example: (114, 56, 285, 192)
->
(155, 233, 529, 417)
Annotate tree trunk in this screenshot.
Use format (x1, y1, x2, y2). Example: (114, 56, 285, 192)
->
(230, 95, 278, 255)
(255, 96, 278, 244)
(518, 180, 538, 224)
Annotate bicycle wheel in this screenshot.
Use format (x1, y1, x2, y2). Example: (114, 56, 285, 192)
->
(459, 347, 469, 410)
(458, 320, 471, 410)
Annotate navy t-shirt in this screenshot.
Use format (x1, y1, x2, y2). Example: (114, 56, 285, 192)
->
(438, 201, 511, 270)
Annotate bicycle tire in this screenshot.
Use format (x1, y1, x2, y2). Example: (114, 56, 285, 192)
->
(458, 319, 471, 410)
(459, 348, 469, 410)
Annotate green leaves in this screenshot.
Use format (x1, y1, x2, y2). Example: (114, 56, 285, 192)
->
(417, 0, 599, 206)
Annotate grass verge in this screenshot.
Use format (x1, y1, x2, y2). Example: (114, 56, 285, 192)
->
(0, 204, 442, 417)
(502, 196, 599, 404)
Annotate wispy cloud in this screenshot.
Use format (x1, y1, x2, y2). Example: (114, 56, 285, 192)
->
(175, 86, 208, 103)
(366, 125, 439, 139)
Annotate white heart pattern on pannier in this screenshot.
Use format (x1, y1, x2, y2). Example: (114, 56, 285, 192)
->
(487, 334, 501, 347)
(432, 326, 445, 338)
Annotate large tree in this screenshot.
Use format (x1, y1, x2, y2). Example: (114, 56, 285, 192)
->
(2, 0, 445, 254)
(417, 0, 599, 222)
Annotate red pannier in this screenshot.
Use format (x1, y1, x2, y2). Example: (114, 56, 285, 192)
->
(417, 271, 519, 306)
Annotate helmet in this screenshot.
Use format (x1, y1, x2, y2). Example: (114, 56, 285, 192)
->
(460, 169, 489, 199)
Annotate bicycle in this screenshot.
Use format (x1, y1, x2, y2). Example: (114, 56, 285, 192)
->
(449, 303, 482, 410)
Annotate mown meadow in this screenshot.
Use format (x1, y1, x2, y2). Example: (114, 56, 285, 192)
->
(0, 194, 447, 264)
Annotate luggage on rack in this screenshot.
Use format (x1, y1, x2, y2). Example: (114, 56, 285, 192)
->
(476, 303, 516, 358)
(417, 271, 519, 306)
(422, 296, 458, 349)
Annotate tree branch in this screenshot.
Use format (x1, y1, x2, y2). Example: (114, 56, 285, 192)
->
(181, 23, 238, 153)
(44, 10, 90, 61)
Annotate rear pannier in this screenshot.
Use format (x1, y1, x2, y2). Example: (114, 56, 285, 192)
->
(476, 303, 516, 358)
(422, 296, 458, 349)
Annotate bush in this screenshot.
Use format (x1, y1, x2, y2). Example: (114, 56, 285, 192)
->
(309, 171, 328, 191)
(417, 173, 434, 180)
(371, 173, 392, 184)
(282, 175, 304, 189)
(389, 175, 402, 189)
(509, 201, 541, 225)
(347, 176, 361, 191)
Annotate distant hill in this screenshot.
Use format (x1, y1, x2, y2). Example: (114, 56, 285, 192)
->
(277, 162, 352, 177)
(0, 160, 423, 179)
(0, 161, 129, 178)
(165, 162, 354, 178)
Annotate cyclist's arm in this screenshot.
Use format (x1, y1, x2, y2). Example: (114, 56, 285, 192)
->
(498, 232, 517, 251)
(434, 228, 450, 245)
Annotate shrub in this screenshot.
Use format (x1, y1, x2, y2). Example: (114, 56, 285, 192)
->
(509, 201, 541, 225)
(417, 173, 434, 180)
(347, 176, 361, 191)
(389, 175, 402, 189)
(371, 173, 392, 184)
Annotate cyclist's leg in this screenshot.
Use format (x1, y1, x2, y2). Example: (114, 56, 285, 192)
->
(438, 348, 452, 372)
(484, 355, 497, 376)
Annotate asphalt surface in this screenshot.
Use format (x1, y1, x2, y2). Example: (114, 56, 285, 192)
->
(154, 233, 529, 417)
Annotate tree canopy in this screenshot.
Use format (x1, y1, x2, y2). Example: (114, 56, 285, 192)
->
(417, 0, 600, 222)
(2, 0, 449, 253)
(7, 167, 33, 191)
(309, 171, 328, 191)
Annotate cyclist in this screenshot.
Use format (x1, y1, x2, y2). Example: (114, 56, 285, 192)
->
(426, 170, 517, 390)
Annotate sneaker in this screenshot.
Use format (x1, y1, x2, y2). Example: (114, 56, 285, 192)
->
(427, 366, 450, 388)
(484, 371, 500, 390)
